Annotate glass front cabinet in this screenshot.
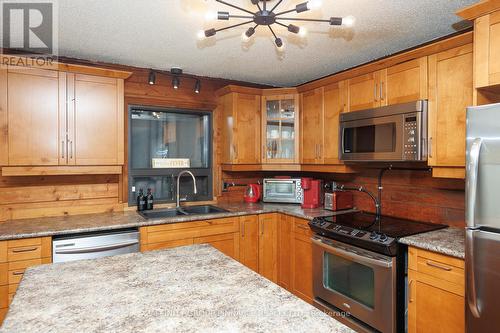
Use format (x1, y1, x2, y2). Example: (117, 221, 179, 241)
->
(262, 94, 300, 164)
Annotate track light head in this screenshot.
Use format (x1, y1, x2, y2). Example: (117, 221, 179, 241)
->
(148, 70, 156, 85)
(194, 80, 201, 94)
(296, 2, 309, 13)
(172, 76, 180, 90)
(218, 11, 230, 20)
(329, 17, 343, 26)
(288, 24, 300, 34)
(204, 28, 217, 38)
(275, 37, 284, 50)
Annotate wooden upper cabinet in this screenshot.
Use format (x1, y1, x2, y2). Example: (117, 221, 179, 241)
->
(383, 57, 428, 105)
(7, 68, 63, 166)
(472, 10, 500, 88)
(71, 74, 124, 165)
(218, 89, 261, 165)
(347, 71, 383, 112)
(301, 88, 324, 164)
(428, 44, 473, 174)
(323, 81, 347, 164)
(1, 65, 127, 170)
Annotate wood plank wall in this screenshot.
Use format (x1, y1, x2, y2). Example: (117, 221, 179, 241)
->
(219, 170, 465, 227)
(0, 59, 265, 222)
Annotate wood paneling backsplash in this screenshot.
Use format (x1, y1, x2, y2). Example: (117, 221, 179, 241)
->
(219, 169, 465, 227)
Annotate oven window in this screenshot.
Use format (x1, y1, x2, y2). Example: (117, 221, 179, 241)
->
(323, 252, 375, 309)
(343, 123, 396, 153)
(265, 182, 295, 197)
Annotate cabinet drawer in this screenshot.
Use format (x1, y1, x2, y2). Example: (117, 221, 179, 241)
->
(7, 245, 42, 262)
(7, 238, 41, 248)
(410, 247, 464, 286)
(7, 258, 50, 285)
(292, 218, 312, 236)
(145, 218, 239, 244)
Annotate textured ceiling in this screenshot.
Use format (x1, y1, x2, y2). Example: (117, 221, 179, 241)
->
(53, 0, 476, 86)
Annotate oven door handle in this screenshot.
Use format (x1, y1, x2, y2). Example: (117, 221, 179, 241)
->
(311, 237, 393, 268)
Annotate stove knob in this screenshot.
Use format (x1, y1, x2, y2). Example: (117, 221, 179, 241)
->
(369, 232, 379, 240)
(379, 234, 388, 242)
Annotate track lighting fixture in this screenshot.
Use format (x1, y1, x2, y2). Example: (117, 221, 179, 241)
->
(171, 68, 183, 90)
(199, 0, 355, 51)
(194, 80, 201, 94)
(148, 70, 156, 85)
(172, 76, 180, 90)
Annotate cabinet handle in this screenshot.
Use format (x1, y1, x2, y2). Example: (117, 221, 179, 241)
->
(61, 141, 65, 158)
(233, 145, 238, 160)
(318, 144, 322, 159)
(69, 140, 73, 159)
(409, 279, 414, 303)
(380, 82, 384, 101)
(428, 137, 433, 158)
(12, 247, 38, 253)
(374, 83, 378, 102)
(261, 221, 264, 236)
(241, 223, 245, 237)
(262, 145, 265, 160)
(296, 224, 309, 230)
(12, 271, 24, 276)
(426, 260, 452, 271)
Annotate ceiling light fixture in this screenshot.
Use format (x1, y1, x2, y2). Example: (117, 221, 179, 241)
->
(171, 68, 183, 90)
(199, 0, 355, 50)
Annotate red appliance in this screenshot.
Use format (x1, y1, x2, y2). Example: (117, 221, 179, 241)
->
(324, 191, 354, 211)
(301, 177, 324, 209)
(244, 184, 261, 203)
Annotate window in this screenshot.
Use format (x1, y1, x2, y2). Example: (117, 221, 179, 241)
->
(128, 106, 212, 205)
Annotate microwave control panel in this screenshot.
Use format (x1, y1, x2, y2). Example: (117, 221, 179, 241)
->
(403, 113, 420, 160)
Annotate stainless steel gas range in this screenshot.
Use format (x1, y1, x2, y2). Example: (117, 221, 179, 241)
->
(309, 212, 446, 333)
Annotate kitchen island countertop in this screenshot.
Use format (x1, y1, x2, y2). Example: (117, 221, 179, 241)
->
(0, 244, 353, 333)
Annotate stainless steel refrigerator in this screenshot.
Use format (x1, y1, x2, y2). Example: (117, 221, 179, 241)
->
(466, 103, 500, 332)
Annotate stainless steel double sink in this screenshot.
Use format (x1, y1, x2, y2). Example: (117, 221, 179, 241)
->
(138, 205, 228, 219)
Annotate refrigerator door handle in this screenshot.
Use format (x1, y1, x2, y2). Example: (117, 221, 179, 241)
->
(466, 229, 481, 318)
(466, 138, 482, 228)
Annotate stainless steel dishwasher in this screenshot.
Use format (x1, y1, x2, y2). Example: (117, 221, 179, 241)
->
(52, 228, 140, 263)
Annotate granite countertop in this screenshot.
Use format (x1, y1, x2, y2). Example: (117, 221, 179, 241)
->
(0, 245, 353, 333)
(398, 227, 465, 259)
(0, 203, 346, 241)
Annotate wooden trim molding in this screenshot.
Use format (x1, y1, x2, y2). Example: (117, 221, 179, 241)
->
(1, 166, 123, 176)
(456, 0, 500, 20)
(215, 85, 263, 97)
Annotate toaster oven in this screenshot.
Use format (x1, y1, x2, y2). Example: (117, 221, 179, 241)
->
(262, 178, 303, 204)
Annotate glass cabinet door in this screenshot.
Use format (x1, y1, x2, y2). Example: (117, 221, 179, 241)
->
(263, 95, 299, 163)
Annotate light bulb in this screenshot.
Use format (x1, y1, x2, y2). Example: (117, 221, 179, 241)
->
(204, 11, 217, 21)
(197, 30, 206, 40)
(241, 31, 250, 42)
(342, 15, 356, 27)
(298, 27, 307, 38)
(306, 0, 322, 10)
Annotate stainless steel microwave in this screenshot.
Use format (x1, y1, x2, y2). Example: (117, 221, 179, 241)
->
(262, 178, 303, 204)
(339, 100, 428, 162)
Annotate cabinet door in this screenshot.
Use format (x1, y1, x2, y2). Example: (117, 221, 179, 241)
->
(474, 12, 500, 88)
(258, 213, 278, 283)
(408, 270, 465, 333)
(72, 74, 124, 165)
(291, 218, 314, 303)
(277, 214, 292, 291)
(7, 68, 64, 166)
(301, 88, 324, 164)
(194, 232, 240, 261)
(383, 57, 428, 106)
(239, 215, 259, 272)
(234, 93, 261, 164)
(323, 81, 347, 164)
(428, 44, 473, 168)
(347, 71, 381, 112)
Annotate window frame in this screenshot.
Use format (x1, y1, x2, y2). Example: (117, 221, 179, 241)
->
(127, 105, 213, 206)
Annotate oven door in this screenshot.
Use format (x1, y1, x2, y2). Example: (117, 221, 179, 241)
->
(312, 236, 396, 333)
(340, 114, 404, 161)
(262, 179, 301, 203)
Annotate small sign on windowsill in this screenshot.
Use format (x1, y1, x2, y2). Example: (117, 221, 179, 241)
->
(152, 158, 190, 168)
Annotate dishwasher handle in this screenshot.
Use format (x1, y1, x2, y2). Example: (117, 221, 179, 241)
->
(54, 240, 139, 255)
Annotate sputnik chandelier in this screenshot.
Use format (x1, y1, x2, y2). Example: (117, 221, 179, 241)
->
(197, 0, 355, 50)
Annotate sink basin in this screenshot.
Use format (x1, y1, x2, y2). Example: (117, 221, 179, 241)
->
(138, 205, 228, 219)
(181, 205, 229, 215)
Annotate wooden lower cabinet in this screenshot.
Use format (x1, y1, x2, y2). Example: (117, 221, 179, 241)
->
(291, 217, 314, 303)
(258, 214, 278, 283)
(408, 247, 465, 333)
(0, 237, 52, 325)
(277, 214, 292, 290)
(239, 215, 259, 272)
(139, 217, 240, 260)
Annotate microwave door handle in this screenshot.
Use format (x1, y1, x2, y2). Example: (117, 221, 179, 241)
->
(311, 237, 392, 268)
(466, 138, 482, 228)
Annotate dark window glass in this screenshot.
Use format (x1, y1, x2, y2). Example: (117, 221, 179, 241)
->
(128, 107, 212, 205)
